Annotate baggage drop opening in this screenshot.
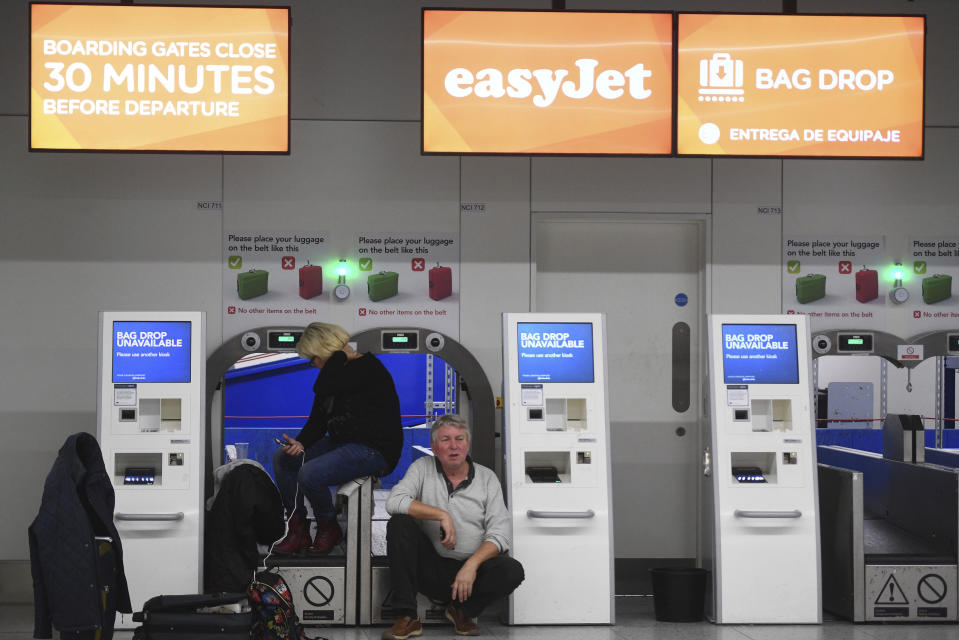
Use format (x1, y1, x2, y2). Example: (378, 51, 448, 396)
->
(811, 329, 959, 450)
(202, 326, 496, 625)
(205, 326, 495, 493)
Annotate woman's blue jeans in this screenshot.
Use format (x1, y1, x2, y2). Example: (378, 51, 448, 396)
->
(272, 437, 387, 522)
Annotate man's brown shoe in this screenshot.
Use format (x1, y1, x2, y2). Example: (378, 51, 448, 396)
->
(382, 615, 422, 640)
(445, 604, 480, 636)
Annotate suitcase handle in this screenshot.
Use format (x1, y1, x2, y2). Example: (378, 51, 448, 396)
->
(116, 512, 185, 522)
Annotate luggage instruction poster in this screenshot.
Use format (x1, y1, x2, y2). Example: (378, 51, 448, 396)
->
(907, 236, 959, 327)
(222, 230, 459, 340)
(223, 230, 329, 338)
(782, 235, 886, 330)
(782, 235, 959, 333)
(352, 232, 459, 336)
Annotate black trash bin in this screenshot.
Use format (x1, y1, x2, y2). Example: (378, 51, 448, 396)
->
(649, 567, 708, 622)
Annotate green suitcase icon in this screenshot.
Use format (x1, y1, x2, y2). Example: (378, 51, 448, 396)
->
(367, 271, 398, 302)
(237, 269, 268, 300)
(922, 274, 952, 304)
(796, 274, 826, 304)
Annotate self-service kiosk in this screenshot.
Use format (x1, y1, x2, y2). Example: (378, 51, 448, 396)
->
(704, 314, 821, 624)
(502, 313, 614, 624)
(97, 311, 205, 627)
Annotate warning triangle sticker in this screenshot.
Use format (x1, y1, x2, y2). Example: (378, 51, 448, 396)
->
(875, 574, 909, 605)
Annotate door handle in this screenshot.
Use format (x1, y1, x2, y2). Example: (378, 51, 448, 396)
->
(733, 509, 801, 519)
(116, 512, 185, 522)
(527, 509, 595, 519)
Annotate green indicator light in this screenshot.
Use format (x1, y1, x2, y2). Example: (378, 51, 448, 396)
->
(884, 263, 910, 284)
(848, 338, 864, 345)
(278, 336, 295, 343)
(392, 336, 409, 343)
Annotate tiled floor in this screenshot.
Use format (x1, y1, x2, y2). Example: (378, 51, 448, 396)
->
(6, 598, 959, 640)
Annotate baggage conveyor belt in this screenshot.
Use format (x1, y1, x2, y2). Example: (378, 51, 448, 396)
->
(818, 446, 959, 622)
(863, 512, 956, 566)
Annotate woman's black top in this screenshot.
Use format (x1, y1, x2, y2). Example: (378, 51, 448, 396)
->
(295, 350, 403, 474)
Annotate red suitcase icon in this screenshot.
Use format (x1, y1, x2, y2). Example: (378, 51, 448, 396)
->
(429, 263, 452, 301)
(299, 261, 323, 299)
(855, 267, 878, 303)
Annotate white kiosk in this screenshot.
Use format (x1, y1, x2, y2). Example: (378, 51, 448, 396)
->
(97, 311, 205, 626)
(502, 313, 614, 624)
(703, 314, 821, 623)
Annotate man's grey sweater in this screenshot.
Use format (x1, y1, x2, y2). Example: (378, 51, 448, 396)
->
(386, 456, 511, 561)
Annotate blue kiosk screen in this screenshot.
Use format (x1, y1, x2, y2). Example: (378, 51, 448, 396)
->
(722, 323, 799, 384)
(517, 322, 594, 383)
(112, 320, 192, 383)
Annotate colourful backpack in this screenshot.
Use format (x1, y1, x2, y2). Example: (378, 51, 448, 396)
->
(247, 571, 309, 640)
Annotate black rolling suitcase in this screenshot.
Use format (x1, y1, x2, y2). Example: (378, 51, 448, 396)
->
(132, 593, 252, 639)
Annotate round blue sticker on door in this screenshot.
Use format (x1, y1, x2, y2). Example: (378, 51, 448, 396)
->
(675, 293, 688, 307)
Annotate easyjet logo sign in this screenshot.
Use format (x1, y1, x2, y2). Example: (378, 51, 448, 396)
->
(423, 10, 673, 155)
(443, 59, 655, 107)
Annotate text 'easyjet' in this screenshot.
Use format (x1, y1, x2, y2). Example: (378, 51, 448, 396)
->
(444, 58, 654, 108)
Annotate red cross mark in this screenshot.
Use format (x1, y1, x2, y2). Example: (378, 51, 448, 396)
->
(282, 256, 296, 270)
(914, 310, 922, 319)
(358, 308, 367, 317)
(411, 258, 426, 271)
(839, 261, 852, 274)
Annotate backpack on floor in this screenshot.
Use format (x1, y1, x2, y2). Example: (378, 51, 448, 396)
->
(247, 571, 309, 640)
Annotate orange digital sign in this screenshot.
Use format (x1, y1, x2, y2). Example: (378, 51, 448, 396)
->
(677, 14, 925, 158)
(30, 4, 290, 152)
(423, 10, 673, 155)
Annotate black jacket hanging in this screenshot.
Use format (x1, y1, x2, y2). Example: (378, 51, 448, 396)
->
(29, 432, 131, 638)
(204, 462, 285, 593)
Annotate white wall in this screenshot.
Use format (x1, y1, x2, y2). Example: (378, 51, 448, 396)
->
(4, 0, 959, 596)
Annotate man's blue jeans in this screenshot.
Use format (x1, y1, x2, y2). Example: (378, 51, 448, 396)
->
(273, 437, 387, 522)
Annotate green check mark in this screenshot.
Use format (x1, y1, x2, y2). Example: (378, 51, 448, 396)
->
(228, 255, 243, 269)
(787, 260, 801, 274)
(358, 257, 373, 271)
(914, 261, 927, 274)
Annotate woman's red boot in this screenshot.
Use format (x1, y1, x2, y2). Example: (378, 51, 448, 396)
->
(274, 512, 310, 554)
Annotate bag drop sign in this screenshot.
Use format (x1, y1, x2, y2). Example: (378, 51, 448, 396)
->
(677, 13, 924, 157)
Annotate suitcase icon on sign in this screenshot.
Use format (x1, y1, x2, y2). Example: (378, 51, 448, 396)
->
(428, 263, 452, 301)
(699, 53, 744, 99)
(299, 261, 323, 299)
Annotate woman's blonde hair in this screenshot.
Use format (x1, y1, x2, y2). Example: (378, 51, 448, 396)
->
(296, 322, 350, 361)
